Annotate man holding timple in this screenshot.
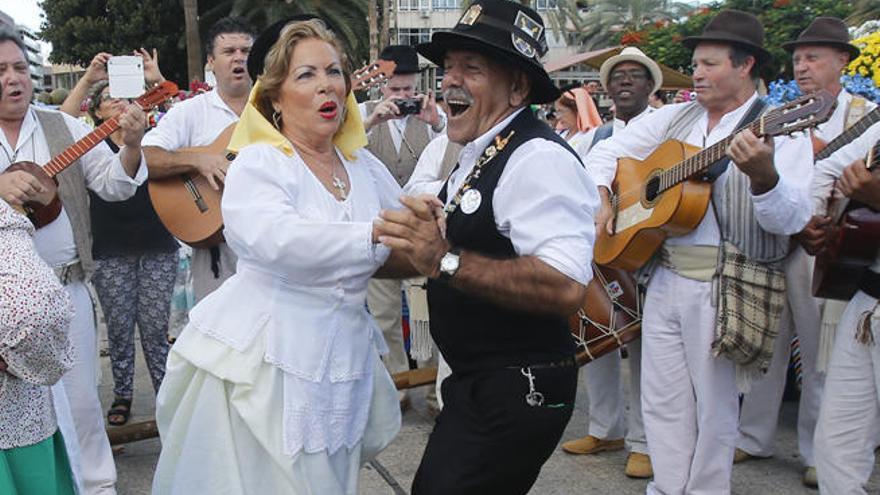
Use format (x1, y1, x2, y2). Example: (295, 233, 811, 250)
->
(562, 46, 661, 479)
(358, 45, 446, 404)
(736, 17, 872, 488)
(375, 1, 597, 492)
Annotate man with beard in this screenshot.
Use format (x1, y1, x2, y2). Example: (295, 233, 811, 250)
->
(375, 1, 597, 492)
(143, 17, 256, 301)
(561, 46, 661, 479)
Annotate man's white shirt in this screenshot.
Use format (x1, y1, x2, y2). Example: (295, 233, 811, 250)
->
(586, 94, 814, 246)
(580, 106, 655, 157)
(143, 89, 239, 149)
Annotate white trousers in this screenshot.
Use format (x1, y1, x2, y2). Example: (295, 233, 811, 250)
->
(367, 278, 409, 375)
(738, 247, 824, 467)
(584, 339, 647, 454)
(642, 267, 737, 495)
(814, 290, 880, 494)
(59, 281, 117, 494)
(52, 380, 84, 493)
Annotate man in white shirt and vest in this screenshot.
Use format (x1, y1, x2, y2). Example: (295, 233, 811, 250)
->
(375, 1, 597, 492)
(358, 44, 446, 400)
(736, 16, 871, 488)
(143, 17, 256, 301)
(588, 10, 813, 493)
(807, 114, 880, 494)
(0, 27, 148, 495)
(561, 46, 659, 479)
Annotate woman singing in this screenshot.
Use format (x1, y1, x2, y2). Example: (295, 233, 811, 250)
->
(152, 19, 403, 494)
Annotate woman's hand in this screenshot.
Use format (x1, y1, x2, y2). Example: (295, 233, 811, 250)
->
(84, 52, 112, 85)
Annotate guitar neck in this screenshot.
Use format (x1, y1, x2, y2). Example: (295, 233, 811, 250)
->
(655, 119, 763, 195)
(42, 116, 121, 178)
(815, 106, 880, 161)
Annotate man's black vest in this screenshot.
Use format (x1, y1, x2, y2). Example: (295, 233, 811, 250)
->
(428, 109, 582, 374)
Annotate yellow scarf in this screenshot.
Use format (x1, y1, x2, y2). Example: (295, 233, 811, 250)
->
(227, 80, 367, 160)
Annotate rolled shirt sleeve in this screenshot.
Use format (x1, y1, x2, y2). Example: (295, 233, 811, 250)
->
(494, 139, 599, 285)
(811, 120, 880, 216)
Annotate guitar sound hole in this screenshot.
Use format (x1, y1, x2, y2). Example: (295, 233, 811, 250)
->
(645, 176, 661, 202)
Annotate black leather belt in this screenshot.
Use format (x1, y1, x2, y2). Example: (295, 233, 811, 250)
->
(506, 356, 576, 371)
(859, 270, 880, 300)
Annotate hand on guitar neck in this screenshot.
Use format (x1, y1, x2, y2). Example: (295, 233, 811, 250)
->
(796, 215, 832, 255)
(726, 129, 779, 195)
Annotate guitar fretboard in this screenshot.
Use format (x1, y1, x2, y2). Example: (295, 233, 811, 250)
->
(815, 106, 880, 161)
(42, 116, 121, 178)
(656, 119, 762, 194)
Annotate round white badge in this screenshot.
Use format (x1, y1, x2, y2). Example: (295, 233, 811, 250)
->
(460, 189, 482, 215)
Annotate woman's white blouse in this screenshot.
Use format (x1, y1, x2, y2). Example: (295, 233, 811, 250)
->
(187, 143, 402, 455)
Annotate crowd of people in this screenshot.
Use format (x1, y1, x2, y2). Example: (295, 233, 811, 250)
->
(0, 0, 878, 494)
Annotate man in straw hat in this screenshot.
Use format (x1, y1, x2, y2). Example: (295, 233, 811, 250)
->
(588, 9, 814, 493)
(374, 0, 598, 492)
(561, 46, 660, 479)
(736, 16, 872, 488)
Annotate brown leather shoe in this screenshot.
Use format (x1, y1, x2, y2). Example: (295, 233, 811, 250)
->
(625, 452, 653, 479)
(561, 435, 625, 455)
(733, 448, 770, 464)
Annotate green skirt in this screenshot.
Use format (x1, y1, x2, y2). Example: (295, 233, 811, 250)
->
(0, 430, 75, 495)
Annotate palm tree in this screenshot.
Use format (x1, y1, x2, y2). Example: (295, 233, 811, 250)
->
(550, 0, 689, 50)
(183, 0, 202, 82)
(199, 0, 371, 65)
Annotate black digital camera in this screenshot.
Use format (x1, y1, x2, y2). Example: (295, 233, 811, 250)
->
(395, 97, 422, 116)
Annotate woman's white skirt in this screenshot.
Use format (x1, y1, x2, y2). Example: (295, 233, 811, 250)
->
(151, 326, 401, 495)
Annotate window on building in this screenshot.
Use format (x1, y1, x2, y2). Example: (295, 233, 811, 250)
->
(534, 0, 558, 9)
(432, 0, 461, 9)
(398, 0, 432, 10)
(397, 28, 432, 46)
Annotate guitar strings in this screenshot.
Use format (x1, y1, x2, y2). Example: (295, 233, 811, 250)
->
(608, 107, 813, 211)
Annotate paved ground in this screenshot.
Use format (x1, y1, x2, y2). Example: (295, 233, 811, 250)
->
(98, 329, 880, 494)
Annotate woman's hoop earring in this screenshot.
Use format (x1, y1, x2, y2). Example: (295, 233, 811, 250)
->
(272, 111, 281, 130)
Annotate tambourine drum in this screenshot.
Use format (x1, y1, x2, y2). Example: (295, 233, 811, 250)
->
(570, 263, 642, 366)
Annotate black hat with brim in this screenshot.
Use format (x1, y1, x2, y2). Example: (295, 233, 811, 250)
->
(682, 9, 772, 66)
(379, 45, 423, 74)
(781, 17, 860, 59)
(416, 0, 560, 104)
(248, 15, 330, 82)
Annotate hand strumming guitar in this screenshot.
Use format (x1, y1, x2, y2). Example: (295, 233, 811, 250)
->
(838, 159, 880, 211)
(0, 170, 52, 207)
(191, 153, 231, 191)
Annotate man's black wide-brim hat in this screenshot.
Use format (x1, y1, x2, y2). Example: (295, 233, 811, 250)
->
(682, 9, 772, 65)
(416, 0, 560, 104)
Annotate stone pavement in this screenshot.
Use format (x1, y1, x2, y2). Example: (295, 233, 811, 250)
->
(98, 330, 880, 494)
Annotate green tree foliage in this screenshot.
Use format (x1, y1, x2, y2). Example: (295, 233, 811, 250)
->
(625, 0, 854, 80)
(40, 0, 190, 84)
(40, 0, 370, 87)
(550, 0, 691, 50)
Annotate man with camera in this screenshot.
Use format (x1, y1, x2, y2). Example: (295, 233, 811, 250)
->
(359, 45, 446, 404)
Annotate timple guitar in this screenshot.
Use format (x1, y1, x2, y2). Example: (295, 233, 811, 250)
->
(5, 81, 178, 228)
(594, 90, 836, 271)
(147, 60, 397, 248)
(812, 143, 880, 300)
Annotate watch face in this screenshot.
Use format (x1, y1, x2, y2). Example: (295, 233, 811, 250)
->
(441, 253, 459, 273)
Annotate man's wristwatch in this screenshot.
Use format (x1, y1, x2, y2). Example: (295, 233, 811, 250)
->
(438, 248, 461, 281)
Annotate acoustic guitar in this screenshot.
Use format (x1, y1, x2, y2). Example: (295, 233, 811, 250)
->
(147, 60, 397, 248)
(4, 81, 178, 228)
(814, 105, 880, 161)
(594, 90, 836, 271)
(812, 143, 880, 300)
